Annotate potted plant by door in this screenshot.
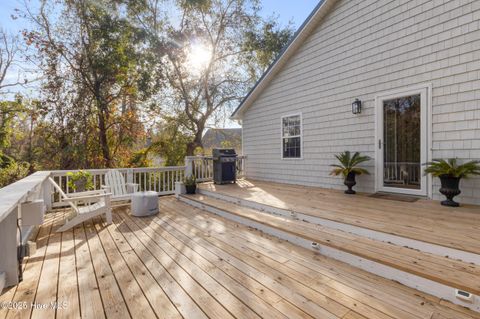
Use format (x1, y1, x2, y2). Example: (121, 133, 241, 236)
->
(184, 175, 197, 194)
(330, 151, 371, 194)
(424, 158, 480, 207)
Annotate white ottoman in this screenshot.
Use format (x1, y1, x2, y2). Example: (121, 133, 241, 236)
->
(131, 191, 159, 217)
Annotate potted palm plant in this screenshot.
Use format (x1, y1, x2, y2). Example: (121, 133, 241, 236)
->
(184, 175, 197, 194)
(424, 158, 480, 207)
(330, 151, 371, 194)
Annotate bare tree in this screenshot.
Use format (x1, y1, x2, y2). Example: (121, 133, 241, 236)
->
(0, 29, 25, 93)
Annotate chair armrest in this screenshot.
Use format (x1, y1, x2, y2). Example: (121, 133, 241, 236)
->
(64, 193, 112, 203)
(126, 183, 139, 193)
(68, 190, 107, 198)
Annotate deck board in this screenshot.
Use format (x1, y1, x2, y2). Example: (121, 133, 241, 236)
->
(199, 180, 480, 254)
(0, 196, 479, 319)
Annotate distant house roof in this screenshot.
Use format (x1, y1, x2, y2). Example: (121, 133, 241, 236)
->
(202, 128, 242, 151)
(231, 0, 338, 119)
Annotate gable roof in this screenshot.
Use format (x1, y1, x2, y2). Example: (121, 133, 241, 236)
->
(202, 128, 242, 151)
(231, 0, 338, 120)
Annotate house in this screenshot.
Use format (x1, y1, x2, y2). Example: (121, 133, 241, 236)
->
(201, 128, 242, 154)
(232, 0, 480, 204)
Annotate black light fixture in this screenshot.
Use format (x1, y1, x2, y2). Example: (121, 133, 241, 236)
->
(352, 98, 362, 114)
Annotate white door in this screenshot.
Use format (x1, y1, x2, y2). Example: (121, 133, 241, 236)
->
(375, 87, 428, 196)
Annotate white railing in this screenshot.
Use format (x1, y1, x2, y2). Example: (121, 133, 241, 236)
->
(384, 162, 420, 186)
(0, 171, 52, 289)
(185, 155, 247, 182)
(50, 166, 186, 206)
(0, 154, 247, 290)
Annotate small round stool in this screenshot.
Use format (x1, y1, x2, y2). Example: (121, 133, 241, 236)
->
(131, 191, 159, 217)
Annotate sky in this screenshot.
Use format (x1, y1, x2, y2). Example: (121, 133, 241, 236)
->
(0, 0, 320, 32)
(0, 0, 320, 127)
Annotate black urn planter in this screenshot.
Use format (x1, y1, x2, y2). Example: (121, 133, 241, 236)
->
(185, 184, 197, 194)
(439, 175, 461, 207)
(344, 172, 357, 194)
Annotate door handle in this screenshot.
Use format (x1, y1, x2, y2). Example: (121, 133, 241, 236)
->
(378, 139, 382, 149)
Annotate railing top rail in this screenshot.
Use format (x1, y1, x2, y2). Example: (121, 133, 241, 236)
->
(185, 155, 247, 159)
(50, 166, 187, 175)
(0, 171, 51, 223)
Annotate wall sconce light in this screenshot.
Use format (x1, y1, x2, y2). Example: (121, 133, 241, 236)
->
(352, 99, 362, 114)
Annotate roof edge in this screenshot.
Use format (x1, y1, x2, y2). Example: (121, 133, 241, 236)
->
(231, 0, 337, 120)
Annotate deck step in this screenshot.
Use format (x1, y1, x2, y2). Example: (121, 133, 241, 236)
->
(180, 193, 480, 313)
(198, 187, 480, 266)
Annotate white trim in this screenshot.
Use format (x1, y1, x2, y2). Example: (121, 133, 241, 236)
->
(0, 271, 5, 293)
(281, 113, 303, 160)
(198, 188, 480, 265)
(180, 195, 480, 313)
(375, 85, 432, 197)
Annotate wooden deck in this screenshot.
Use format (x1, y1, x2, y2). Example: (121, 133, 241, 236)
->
(199, 179, 480, 254)
(1, 197, 479, 319)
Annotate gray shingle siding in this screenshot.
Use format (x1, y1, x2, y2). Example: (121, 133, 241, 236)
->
(242, 0, 480, 204)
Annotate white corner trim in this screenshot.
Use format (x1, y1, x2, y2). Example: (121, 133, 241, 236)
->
(0, 271, 5, 293)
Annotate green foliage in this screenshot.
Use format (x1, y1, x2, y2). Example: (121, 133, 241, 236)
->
(330, 151, 371, 177)
(66, 170, 94, 192)
(184, 174, 197, 186)
(0, 161, 30, 188)
(142, 118, 190, 167)
(424, 158, 480, 178)
(242, 17, 294, 78)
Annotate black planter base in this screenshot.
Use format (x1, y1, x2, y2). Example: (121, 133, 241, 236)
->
(438, 175, 461, 208)
(441, 199, 460, 207)
(344, 172, 357, 195)
(185, 185, 197, 194)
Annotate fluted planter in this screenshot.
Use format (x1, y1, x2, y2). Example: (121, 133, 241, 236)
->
(344, 172, 357, 194)
(439, 175, 461, 207)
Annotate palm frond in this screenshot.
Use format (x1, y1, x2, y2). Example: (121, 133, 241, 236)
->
(330, 151, 371, 176)
(424, 159, 480, 178)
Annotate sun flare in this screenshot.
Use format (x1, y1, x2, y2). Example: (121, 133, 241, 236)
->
(186, 43, 212, 74)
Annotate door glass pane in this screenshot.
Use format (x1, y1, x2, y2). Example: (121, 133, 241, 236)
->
(383, 94, 421, 189)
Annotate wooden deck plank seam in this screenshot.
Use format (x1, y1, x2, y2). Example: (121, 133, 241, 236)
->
(115, 212, 247, 319)
(145, 212, 393, 319)
(121, 211, 295, 319)
(179, 195, 480, 313)
(108, 213, 203, 319)
(104, 213, 188, 319)
(86, 217, 134, 319)
(165, 201, 480, 319)
(92, 215, 158, 319)
(160, 201, 425, 319)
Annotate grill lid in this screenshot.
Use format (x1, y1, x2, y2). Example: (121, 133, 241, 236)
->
(212, 148, 237, 157)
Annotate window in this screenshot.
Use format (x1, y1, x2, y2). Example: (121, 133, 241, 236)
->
(282, 114, 302, 159)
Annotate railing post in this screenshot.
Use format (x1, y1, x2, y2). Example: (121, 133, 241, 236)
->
(127, 169, 134, 184)
(185, 157, 194, 178)
(0, 207, 19, 288)
(42, 177, 53, 211)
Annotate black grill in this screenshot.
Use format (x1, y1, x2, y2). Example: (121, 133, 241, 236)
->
(212, 149, 237, 184)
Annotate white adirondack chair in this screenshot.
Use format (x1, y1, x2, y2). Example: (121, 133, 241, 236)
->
(102, 170, 139, 202)
(49, 178, 112, 232)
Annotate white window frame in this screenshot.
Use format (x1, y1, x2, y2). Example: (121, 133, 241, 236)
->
(281, 113, 303, 160)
